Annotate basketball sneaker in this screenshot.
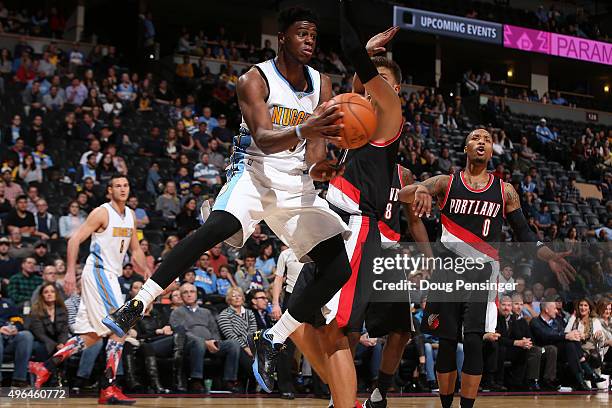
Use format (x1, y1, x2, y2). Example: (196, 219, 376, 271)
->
(29, 362, 51, 389)
(98, 385, 136, 405)
(102, 299, 144, 337)
(248, 329, 283, 393)
(362, 388, 387, 408)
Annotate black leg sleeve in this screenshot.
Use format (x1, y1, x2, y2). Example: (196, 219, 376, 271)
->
(150, 210, 242, 288)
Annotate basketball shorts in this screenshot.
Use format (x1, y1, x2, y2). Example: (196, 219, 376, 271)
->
(420, 251, 499, 341)
(212, 159, 350, 261)
(365, 301, 415, 338)
(73, 262, 124, 337)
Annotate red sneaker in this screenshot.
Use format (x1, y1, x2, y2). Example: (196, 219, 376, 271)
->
(98, 385, 136, 405)
(28, 362, 51, 389)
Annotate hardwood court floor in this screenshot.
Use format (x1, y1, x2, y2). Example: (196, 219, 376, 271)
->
(2, 393, 609, 407)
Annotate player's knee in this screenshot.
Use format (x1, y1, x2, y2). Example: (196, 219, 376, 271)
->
(461, 333, 484, 375)
(436, 338, 458, 373)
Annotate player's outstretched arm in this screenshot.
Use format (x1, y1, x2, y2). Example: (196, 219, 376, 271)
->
(399, 174, 449, 217)
(400, 167, 433, 258)
(237, 68, 343, 155)
(503, 182, 576, 287)
(64, 207, 107, 295)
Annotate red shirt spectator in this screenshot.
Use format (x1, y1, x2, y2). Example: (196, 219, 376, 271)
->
(208, 244, 228, 276)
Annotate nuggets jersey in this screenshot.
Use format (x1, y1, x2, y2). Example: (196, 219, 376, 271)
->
(378, 164, 404, 245)
(327, 124, 403, 218)
(439, 170, 505, 261)
(233, 59, 321, 173)
(86, 203, 134, 277)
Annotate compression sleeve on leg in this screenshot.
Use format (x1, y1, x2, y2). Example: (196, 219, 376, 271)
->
(339, 0, 378, 84)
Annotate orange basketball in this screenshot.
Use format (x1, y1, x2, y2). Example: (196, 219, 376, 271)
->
(328, 93, 377, 149)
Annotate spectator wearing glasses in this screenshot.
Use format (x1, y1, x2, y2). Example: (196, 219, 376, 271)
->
(34, 199, 58, 240)
(250, 289, 272, 331)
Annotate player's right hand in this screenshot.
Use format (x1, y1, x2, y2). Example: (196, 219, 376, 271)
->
(412, 185, 432, 218)
(63, 269, 77, 295)
(309, 159, 345, 181)
(300, 102, 344, 144)
(271, 303, 282, 321)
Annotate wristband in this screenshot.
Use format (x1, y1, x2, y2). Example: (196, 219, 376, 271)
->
(295, 124, 305, 142)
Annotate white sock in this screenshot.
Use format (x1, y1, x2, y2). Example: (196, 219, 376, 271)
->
(328, 396, 334, 407)
(370, 388, 383, 402)
(267, 310, 300, 344)
(134, 279, 163, 308)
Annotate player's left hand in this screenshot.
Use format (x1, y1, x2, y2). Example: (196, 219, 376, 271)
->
(309, 159, 345, 182)
(547, 250, 576, 288)
(366, 26, 400, 56)
(412, 185, 432, 218)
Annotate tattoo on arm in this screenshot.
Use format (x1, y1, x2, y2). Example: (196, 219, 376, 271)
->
(420, 175, 449, 201)
(505, 183, 520, 206)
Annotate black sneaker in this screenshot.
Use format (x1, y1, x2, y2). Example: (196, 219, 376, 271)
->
(102, 299, 144, 337)
(248, 329, 283, 393)
(363, 388, 387, 407)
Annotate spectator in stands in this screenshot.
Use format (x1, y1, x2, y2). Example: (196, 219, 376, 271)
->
(250, 289, 272, 330)
(518, 136, 537, 163)
(29, 282, 69, 360)
(208, 243, 228, 276)
(595, 300, 611, 359)
(169, 282, 242, 393)
(193, 152, 221, 188)
(139, 127, 164, 158)
(217, 285, 257, 359)
(535, 118, 557, 145)
(520, 174, 538, 195)
(235, 254, 269, 294)
(437, 147, 452, 174)
(161, 235, 179, 259)
(97, 154, 116, 186)
(31, 264, 64, 304)
(32, 241, 51, 273)
(2, 114, 24, 146)
(18, 153, 42, 185)
(156, 181, 180, 222)
(132, 239, 154, 278)
(164, 128, 181, 160)
(77, 112, 100, 141)
(5, 193, 35, 236)
(118, 263, 143, 295)
(193, 121, 210, 152)
(116, 73, 136, 104)
(14, 55, 35, 84)
(530, 300, 589, 390)
(217, 264, 237, 296)
(79, 139, 103, 166)
(440, 106, 458, 130)
(32, 142, 53, 172)
(199, 106, 218, 131)
(592, 218, 612, 242)
(22, 81, 44, 117)
(82, 88, 101, 112)
(176, 197, 199, 238)
(207, 138, 225, 170)
(26, 115, 48, 147)
(565, 298, 606, 384)
(551, 92, 567, 106)
(562, 178, 581, 204)
(155, 79, 174, 105)
(7, 231, 33, 259)
(0, 237, 19, 288)
(68, 43, 84, 72)
(128, 281, 143, 301)
(212, 114, 233, 146)
(255, 243, 276, 282)
(146, 162, 161, 196)
(0, 181, 11, 221)
(8, 256, 42, 305)
(2, 167, 23, 205)
(58, 200, 85, 239)
(0, 291, 34, 387)
(76, 153, 98, 184)
(194, 253, 218, 294)
(127, 196, 149, 230)
(65, 78, 87, 107)
(535, 203, 553, 231)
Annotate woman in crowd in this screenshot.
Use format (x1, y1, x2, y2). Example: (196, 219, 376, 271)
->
(565, 298, 606, 384)
(18, 153, 42, 184)
(176, 120, 195, 151)
(29, 283, 70, 360)
(255, 243, 276, 282)
(595, 299, 612, 363)
(217, 264, 238, 296)
(59, 200, 85, 238)
(97, 153, 116, 185)
(133, 239, 155, 277)
(176, 197, 199, 238)
(164, 128, 181, 160)
(161, 235, 179, 259)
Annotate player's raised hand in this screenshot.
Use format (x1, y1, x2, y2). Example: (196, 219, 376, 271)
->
(412, 185, 432, 218)
(300, 102, 344, 144)
(366, 26, 400, 56)
(309, 158, 345, 182)
(546, 250, 576, 288)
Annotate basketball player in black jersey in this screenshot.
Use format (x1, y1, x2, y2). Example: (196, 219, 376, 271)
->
(399, 128, 575, 408)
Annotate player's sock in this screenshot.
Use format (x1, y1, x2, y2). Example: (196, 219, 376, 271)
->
(328, 396, 334, 407)
(135, 279, 163, 308)
(144, 210, 241, 289)
(268, 311, 300, 344)
(460, 396, 475, 408)
(376, 371, 394, 399)
(440, 394, 454, 408)
(44, 335, 86, 370)
(104, 339, 124, 386)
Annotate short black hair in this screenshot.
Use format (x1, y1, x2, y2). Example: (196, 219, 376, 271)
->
(107, 174, 129, 189)
(371, 56, 402, 84)
(15, 194, 27, 203)
(278, 6, 319, 32)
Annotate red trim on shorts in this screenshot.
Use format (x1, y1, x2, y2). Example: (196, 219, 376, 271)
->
(329, 176, 361, 206)
(439, 174, 454, 210)
(441, 214, 499, 260)
(336, 217, 370, 328)
(369, 120, 404, 147)
(378, 220, 400, 242)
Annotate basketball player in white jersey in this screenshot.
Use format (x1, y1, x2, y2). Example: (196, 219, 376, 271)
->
(104, 5, 357, 396)
(29, 175, 151, 405)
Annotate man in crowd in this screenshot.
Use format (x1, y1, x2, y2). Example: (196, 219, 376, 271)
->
(0, 237, 20, 291)
(7, 231, 34, 259)
(118, 263, 143, 296)
(2, 168, 24, 205)
(208, 244, 228, 276)
(193, 153, 222, 189)
(5, 195, 36, 236)
(535, 118, 557, 145)
(250, 289, 273, 331)
(169, 282, 241, 392)
(31, 264, 65, 304)
(32, 241, 52, 274)
(0, 290, 34, 387)
(8, 257, 42, 306)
